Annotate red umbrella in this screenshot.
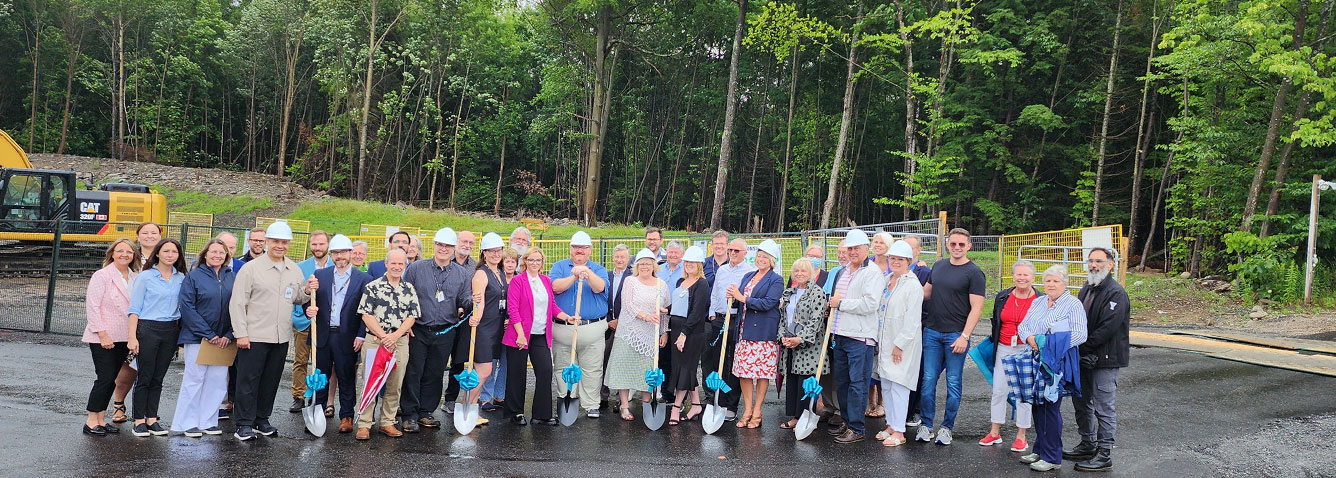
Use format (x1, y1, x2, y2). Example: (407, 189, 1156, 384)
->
(356, 345, 397, 415)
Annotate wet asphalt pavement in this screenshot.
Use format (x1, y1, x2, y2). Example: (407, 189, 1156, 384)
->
(2, 329, 1334, 477)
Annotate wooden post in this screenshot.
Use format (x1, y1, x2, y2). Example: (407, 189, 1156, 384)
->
(937, 210, 947, 258)
(1306, 175, 1321, 304)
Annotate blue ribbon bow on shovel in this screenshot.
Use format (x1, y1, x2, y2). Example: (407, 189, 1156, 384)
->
(304, 369, 328, 397)
(454, 368, 480, 391)
(644, 368, 665, 389)
(562, 364, 583, 389)
(705, 371, 732, 393)
(801, 376, 823, 400)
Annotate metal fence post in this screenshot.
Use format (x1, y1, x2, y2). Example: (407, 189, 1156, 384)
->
(43, 218, 63, 333)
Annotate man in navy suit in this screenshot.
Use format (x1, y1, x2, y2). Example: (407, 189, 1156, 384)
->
(306, 234, 373, 433)
(367, 231, 413, 278)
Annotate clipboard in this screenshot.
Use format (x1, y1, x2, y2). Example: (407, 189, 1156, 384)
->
(196, 339, 238, 366)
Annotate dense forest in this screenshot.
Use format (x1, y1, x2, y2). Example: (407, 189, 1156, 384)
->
(1, 0, 1334, 285)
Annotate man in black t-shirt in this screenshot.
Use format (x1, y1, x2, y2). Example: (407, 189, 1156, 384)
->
(914, 228, 986, 446)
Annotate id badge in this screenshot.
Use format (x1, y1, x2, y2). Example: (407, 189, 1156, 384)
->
(498, 299, 506, 309)
(435, 290, 445, 303)
(284, 286, 295, 300)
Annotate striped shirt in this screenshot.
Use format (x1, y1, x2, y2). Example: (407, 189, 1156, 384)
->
(1017, 291, 1087, 349)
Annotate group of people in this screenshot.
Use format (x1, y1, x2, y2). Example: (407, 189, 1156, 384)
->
(78, 222, 1129, 472)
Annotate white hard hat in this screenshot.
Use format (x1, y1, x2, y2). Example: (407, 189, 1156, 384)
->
(683, 245, 706, 263)
(571, 230, 593, 247)
(843, 229, 870, 247)
(265, 221, 294, 241)
(329, 234, 353, 251)
(757, 239, 782, 264)
(634, 248, 657, 264)
(433, 227, 457, 245)
(480, 232, 504, 250)
(887, 240, 913, 259)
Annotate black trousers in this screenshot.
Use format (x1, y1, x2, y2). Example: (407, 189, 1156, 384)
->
(88, 342, 130, 412)
(701, 314, 740, 410)
(400, 323, 457, 421)
(784, 372, 816, 418)
(132, 320, 179, 420)
(234, 341, 287, 427)
(314, 333, 360, 418)
(658, 342, 674, 401)
(443, 324, 472, 403)
(505, 335, 553, 421)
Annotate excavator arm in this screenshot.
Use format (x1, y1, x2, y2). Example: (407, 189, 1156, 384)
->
(0, 130, 33, 169)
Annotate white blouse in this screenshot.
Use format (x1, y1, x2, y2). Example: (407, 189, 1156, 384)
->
(530, 273, 548, 335)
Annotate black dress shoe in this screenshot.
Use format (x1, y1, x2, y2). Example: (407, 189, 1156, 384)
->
(104, 423, 120, 434)
(289, 398, 304, 413)
(83, 425, 107, 436)
(1063, 440, 1098, 460)
(1075, 448, 1113, 472)
(545, 418, 559, 426)
(511, 415, 528, 425)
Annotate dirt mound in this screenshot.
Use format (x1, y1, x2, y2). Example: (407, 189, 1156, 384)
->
(29, 154, 328, 226)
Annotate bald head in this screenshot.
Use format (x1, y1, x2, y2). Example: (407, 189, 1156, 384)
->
(727, 239, 748, 266)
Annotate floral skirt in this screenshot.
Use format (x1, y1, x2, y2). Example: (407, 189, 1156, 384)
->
(732, 340, 779, 379)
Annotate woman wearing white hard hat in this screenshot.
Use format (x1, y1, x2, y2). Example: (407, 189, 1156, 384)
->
(665, 246, 710, 426)
(466, 232, 508, 426)
(865, 231, 896, 419)
(873, 240, 924, 447)
(603, 249, 669, 421)
(726, 239, 785, 429)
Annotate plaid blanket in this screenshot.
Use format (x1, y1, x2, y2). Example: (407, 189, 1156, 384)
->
(1002, 350, 1041, 405)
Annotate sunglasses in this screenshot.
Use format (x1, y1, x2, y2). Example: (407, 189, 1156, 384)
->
(728, 248, 745, 253)
(948, 242, 968, 247)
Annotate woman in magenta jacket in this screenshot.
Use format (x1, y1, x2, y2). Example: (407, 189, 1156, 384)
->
(504, 248, 572, 426)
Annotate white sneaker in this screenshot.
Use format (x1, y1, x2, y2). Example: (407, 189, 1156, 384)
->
(1030, 460, 1059, 472)
(1020, 453, 1040, 464)
(915, 427, 934, 442)
(586, 408, 600, 418)
(935, 427, 953, 445)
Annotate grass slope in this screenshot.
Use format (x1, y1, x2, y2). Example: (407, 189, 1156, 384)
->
(288, 198, 681, 238)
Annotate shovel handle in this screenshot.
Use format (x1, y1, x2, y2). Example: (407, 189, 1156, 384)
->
(466, 307, 478, 372)
(716, 298, 733, 375)
(570, 280, 582, 363)
(812, 293, 840, 378)
(310, 287, 317, 373)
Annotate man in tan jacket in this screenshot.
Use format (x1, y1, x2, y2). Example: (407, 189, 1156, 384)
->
(229, 221, 317, 441)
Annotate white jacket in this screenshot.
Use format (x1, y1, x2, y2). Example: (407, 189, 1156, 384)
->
(876, 272, 923, 389)
(833, 262, 888, 340)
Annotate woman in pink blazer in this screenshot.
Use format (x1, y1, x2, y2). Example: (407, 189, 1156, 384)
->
(503, 248, 571, 426)
(82, 239, 141, 435)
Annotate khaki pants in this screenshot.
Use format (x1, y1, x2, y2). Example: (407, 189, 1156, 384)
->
(357, 335, 409, 429)
(552, 321, 609, 411)
(291, 327, 311, 400)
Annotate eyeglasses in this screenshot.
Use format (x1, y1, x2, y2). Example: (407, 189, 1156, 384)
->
(1088, 259, 1108, 264)
(728, 248, 745, 253)
(948, 242, 968, 247)
(524, 258, 544, 263)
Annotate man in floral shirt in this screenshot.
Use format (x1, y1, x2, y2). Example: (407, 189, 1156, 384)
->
(354, 249, 419, 440)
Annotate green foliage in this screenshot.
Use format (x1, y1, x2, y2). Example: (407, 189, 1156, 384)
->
(1223, 231, 1304, 303)
(744, 1, 843, 61)
(156, 185, 274, 215)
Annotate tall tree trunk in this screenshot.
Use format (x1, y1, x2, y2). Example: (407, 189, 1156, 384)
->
(746, 104, 766, 230)
(581, 5, 614, 226)
(449, 61, 471, 211)
(276, 24, 305, 179)
(356, 1, 405, 200)
(1261, 0, 1331, 237)
(1139, 78, 1189, 271)
(57, 14, 84, 157)
(1091, 0, 1122, 225)
(1242, 0, 1308, 232)
(494, 86, 509, 217)
(709, 0, 748, 230)
(1128, 0, 1165, 248)
(896, 0, 918, 221)
(819, 2, 862, 230)
(777, 45, 798, 232)
(27, 0, 43, 152)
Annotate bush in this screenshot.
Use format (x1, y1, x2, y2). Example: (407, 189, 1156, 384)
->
(1223, 231, 1304, 303)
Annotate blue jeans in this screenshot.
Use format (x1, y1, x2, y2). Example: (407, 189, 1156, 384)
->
(832, 335, 876, 435)
(920, 328, 966, 430)
(480, 354, 508, 403)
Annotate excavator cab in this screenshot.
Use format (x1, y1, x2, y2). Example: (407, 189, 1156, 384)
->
(0, 169, 74, 227)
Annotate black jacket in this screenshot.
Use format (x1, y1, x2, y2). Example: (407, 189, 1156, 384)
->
(1076, 278, 1131, 368)
(988, 286, 1039, 363)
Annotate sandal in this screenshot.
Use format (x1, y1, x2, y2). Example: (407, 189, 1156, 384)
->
(112, 402, 128, 423)
(875, 430, 892, 441)
(747, 416, 762, 429)
(668, 405, 682, 426)
(619, 406, 634, 421)
(735, 416, 750, 428)
(883, 436, 907, 447)
(780, 419, 797, 430)
(684, 403, 703, 422)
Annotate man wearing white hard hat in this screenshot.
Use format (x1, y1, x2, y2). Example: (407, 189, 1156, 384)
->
(549, 230, 610, 418)
(306, 234, 374, 433)
(229, 220, 318, 441)
(399, 227, 474, 432)
(442, 230, 480, 407)
(824, 229, 888, 444)
(705, 237, 755, 420)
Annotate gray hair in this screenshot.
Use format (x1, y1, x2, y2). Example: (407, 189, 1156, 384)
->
(712, 229, 730, 239)
(666, 240, 683, 251)
(1012, 260, 1036, 275)
(216, 231, 237, 241)
(791, 256, 816, 279)
(613, 243, 629, 254)
(1041, 264, 1068, 283)
(510, 226, 531, 238)
(805, 245, 823, 256)
(351, 240, 369, 252)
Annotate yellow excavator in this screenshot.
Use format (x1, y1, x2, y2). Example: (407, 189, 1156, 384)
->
(0, 129, 166, 246)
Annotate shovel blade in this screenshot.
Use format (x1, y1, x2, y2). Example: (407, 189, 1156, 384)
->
(302, 401, 326, 437)
(702, 404, 727, 435)
(642, 399, 667, 431)
(453, 402, 480, 435)
(794, 409, 819, 440)
(557, 395, 580, 427)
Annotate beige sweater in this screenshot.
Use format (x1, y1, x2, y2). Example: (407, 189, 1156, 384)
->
(229, 254, 309, 343)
